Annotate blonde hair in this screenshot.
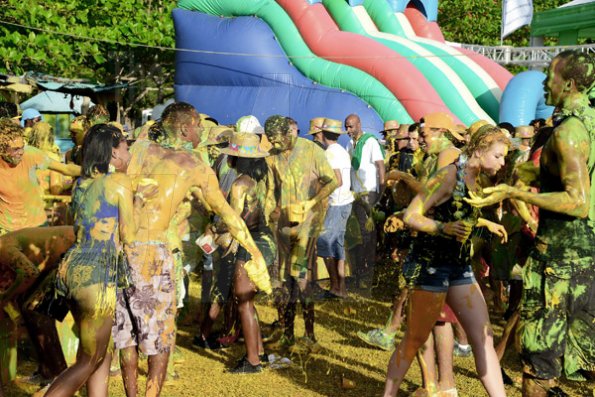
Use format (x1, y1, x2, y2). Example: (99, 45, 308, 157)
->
(28, 121, 56, 153)
(463, 125, 510, 157)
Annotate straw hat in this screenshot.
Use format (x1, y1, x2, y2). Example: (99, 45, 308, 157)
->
(422, 112, 464, 141)
(220, 132, 269, 158)
(236, 115, 265, 135)
(381, 120, 399, 135)
(306, 117, 325, 135)
(515, 125, 535, 139)
(199, 126, 234, 147)
(320, 118, 346, 134)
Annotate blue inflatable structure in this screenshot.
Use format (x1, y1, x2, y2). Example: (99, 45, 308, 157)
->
(499, 71, 555, 126)
(173, 9, 384, 139)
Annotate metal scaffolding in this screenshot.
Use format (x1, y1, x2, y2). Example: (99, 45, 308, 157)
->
(454, 43, 595, 68)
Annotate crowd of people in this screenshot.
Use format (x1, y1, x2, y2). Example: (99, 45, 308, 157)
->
(0, 50, 593, 397)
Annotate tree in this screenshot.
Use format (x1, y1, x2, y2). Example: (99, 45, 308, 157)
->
(0, 0, 176, 122)
(438, 0, 567, 46)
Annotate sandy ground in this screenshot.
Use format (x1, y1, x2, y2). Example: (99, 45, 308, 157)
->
(6, 274, 594, 397)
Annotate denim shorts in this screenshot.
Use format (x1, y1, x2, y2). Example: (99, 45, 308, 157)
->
(402, 257, 476, 293)
(316, 203, 352, 260)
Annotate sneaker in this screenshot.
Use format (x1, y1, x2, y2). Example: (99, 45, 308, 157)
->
(259, 353, 269, 365)
(453, 342, 472, 357)
(192, 335, 225, 350)
(356, 328, 395, 351)
(228, 356, 262, 374)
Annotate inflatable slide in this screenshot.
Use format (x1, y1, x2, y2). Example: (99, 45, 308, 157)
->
(174, 0, 548, 133)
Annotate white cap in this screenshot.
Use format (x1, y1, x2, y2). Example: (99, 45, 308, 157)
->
(236, 115, 264, 135)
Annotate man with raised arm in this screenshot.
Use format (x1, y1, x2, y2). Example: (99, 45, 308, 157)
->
(113, 102, 269, 397)
(0, 120, 80, 235)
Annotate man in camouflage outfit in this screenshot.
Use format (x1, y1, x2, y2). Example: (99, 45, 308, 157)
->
(469, 50, 595, 396)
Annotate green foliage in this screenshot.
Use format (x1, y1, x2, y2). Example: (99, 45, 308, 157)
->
(438, 0, 567, 46)
(0, 0, 176, 119)
(438, 1, 569, 73)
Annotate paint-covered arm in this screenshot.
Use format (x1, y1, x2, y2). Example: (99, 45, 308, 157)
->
(114, 174, 136, 246)
(404, 165, 472, 241)
(510, 198, 538, 232)
(304, 153, 338, 213)
(47, 158, 81, 177)
(48, 170, 65, 195)
(264, 159, 278, 226)
(194, 166, 271, 294)
(476, 217, 508, 243)
(468, 119, 590, 218)
(386, 170, 423, 194)
(228, 179, 248, 217)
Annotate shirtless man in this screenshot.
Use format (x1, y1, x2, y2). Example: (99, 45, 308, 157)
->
(467, 50, 595, 396)
(0, 120, 80, 235)
(113, 102, 269, 397)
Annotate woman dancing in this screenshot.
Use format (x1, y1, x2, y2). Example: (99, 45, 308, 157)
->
(220, 132, 276, 374)
(384, 126, 510, 397)
(42, 124, 137, 397)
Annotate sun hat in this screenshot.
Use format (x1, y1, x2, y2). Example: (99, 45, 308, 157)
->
(220, 132, 269, 158)
(380, 120, 399, 135)
(421, 112, 464, 141)
(320, 118, 346, 134)
(199, 125, 234, 147)
(236, 115, 265, 135)
(306, 117, 325, 135)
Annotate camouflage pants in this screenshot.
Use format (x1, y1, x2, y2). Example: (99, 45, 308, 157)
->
(519, 256, 595, 380)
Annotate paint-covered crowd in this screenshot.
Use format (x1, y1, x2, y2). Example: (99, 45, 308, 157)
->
(0, 50, 593, 397)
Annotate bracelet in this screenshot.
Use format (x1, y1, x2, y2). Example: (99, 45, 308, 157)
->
(134, 192, 145, 201)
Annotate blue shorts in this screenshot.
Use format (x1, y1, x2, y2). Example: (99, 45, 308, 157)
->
(402, 257, 476, 293)
(316, 203, 352, 260)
